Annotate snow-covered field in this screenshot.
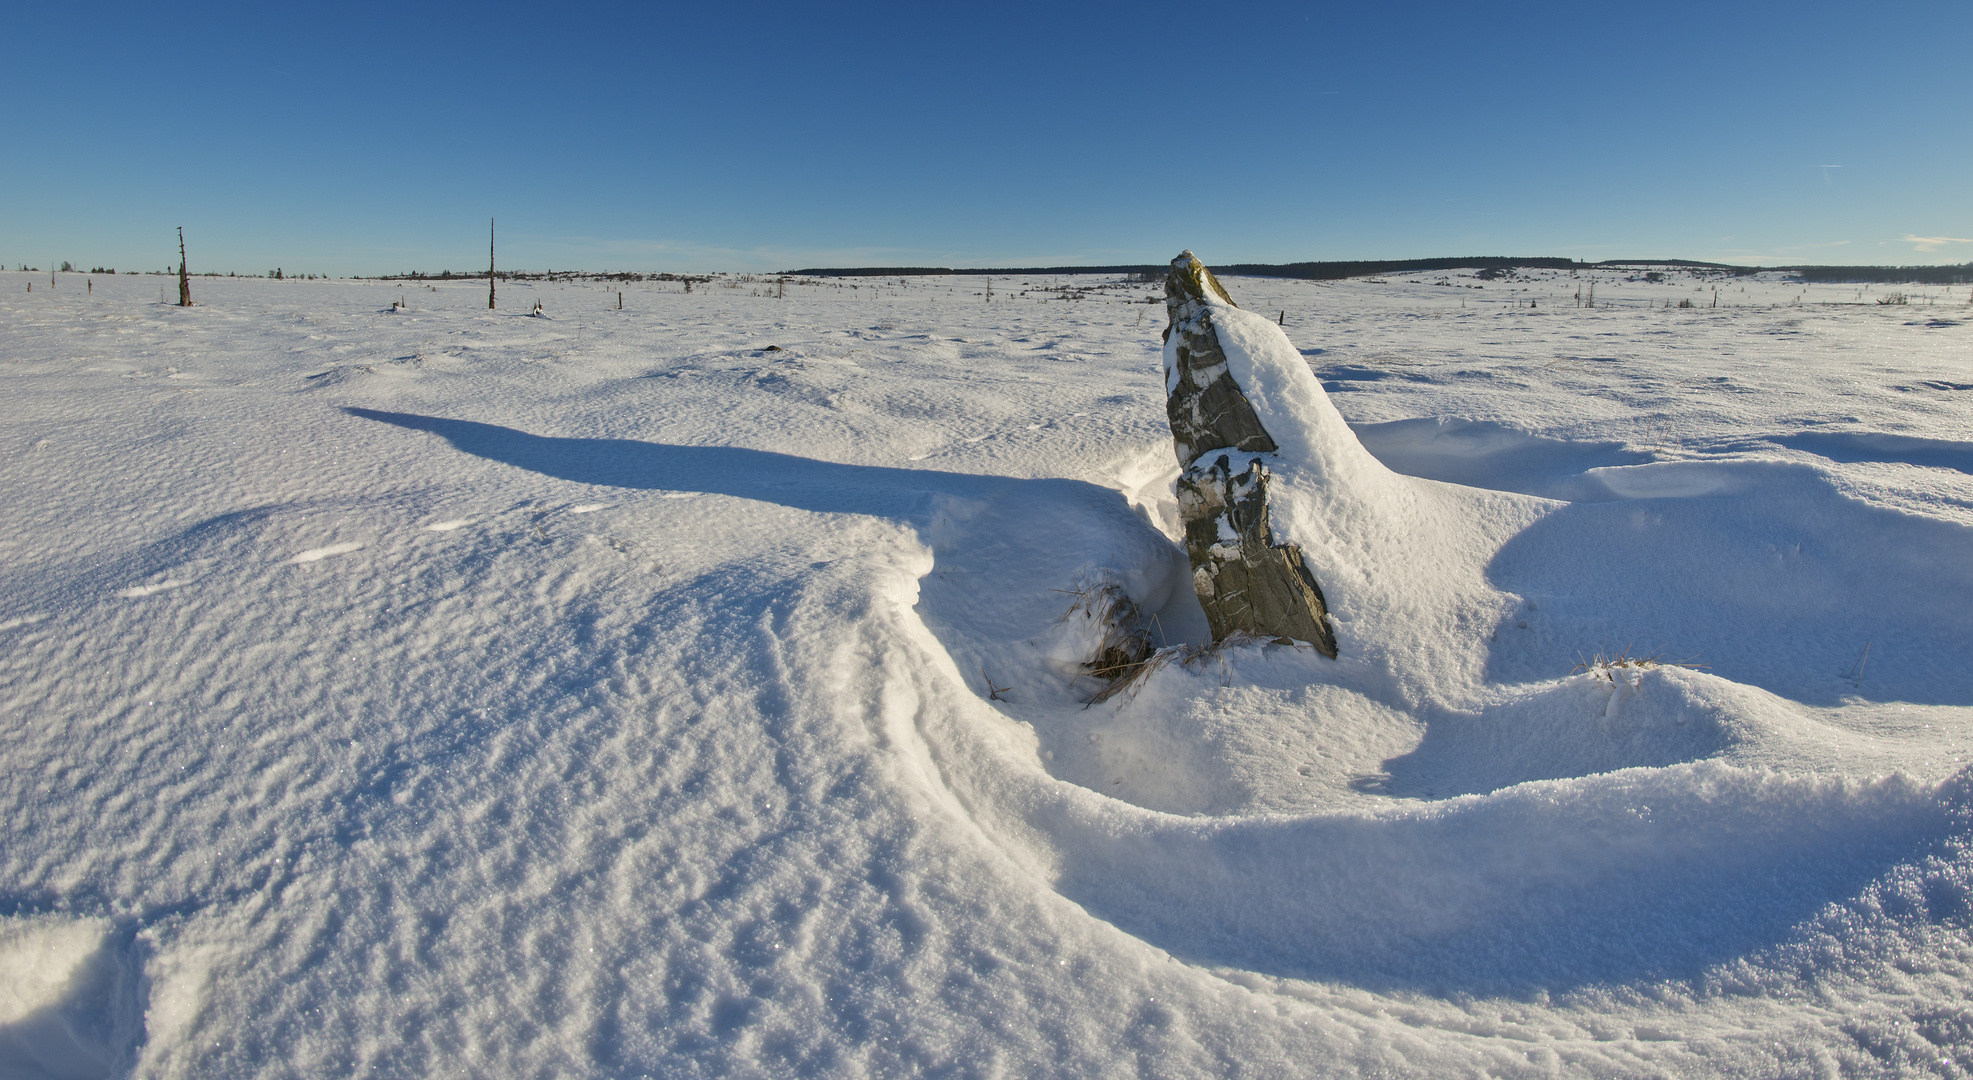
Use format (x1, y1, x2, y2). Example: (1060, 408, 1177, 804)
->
(2, 263, 1971, 1078)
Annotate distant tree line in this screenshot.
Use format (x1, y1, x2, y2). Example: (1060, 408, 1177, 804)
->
(1223, 257, 1587, 279)
(786, 264, 1176, 279)
(32, 256, 1946, 287)
(785, 257, 1970, 285)
(1779, 263, 1971, 285)
(785, 258, 1594, 280)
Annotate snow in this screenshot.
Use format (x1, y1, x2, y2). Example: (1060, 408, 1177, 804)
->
(0, 915, 138, 1078)
(2, 266, 1971, 1076)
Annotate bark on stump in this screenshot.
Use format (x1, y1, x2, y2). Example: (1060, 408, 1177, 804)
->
(1164, 251, 1337, 656)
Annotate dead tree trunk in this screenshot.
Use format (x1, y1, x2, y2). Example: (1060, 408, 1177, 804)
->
(176, 227, 192, 307)
(1164, 251, 1337, 656)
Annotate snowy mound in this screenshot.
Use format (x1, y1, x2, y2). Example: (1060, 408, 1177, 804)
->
(1161, 262, 1552, 703)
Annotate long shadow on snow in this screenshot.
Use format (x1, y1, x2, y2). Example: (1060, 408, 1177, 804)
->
(343, 408, 1183, 676)
(343, 407, 1179, 663)
(345, 408, 1054, 517)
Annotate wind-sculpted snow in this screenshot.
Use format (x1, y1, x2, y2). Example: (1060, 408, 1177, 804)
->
(1486, 459, 1973, 705)
(3, 269, 1972, 1077)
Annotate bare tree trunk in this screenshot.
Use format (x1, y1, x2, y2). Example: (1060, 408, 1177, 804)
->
(177, 227, 193, 307)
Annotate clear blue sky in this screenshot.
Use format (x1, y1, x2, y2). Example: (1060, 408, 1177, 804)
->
(6, 1, 1969, 275)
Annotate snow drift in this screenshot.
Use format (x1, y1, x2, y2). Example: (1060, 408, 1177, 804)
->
(4, 269, 1971, 1077)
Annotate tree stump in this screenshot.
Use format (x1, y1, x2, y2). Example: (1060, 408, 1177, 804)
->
(1164, 251, 1337, 656)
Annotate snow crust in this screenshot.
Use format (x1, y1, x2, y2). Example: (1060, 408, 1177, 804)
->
(3, 268, 1972, 1077)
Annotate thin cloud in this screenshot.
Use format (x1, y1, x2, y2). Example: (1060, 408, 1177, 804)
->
(1900, 234, 1973, 253)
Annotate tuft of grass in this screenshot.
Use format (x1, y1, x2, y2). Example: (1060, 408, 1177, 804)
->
(1052, 579, 1155, 687)
(1845, 641, 1871, 687)
(982, 668, 1012, 702)
(1570, 645, 1706, 680)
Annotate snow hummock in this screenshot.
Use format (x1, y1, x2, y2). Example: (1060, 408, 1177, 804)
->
(1167, 269, 1552, 706)
(2, 268, 1971, 1077)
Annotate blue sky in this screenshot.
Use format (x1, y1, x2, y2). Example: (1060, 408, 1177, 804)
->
(6, 1, 1969, 275)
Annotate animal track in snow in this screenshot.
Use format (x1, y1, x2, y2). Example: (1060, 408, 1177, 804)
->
(289, 542, 365, 564)
(118, 580, 187, 598)
(909, 411, 1096, 461)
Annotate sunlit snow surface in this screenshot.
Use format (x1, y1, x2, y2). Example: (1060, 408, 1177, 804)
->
(2, 268, 1971, 1077)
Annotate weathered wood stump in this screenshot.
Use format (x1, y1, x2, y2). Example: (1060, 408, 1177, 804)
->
(1164, 251, 1338, 656)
